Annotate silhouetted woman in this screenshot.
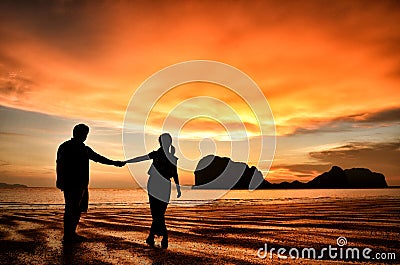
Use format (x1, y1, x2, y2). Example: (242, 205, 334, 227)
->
(125, 133, 181, 248)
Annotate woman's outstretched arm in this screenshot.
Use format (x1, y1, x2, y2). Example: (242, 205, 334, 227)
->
(125, 155, 150, 163)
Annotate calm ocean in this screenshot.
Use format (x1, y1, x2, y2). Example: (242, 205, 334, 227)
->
(0, 188, 399, 210)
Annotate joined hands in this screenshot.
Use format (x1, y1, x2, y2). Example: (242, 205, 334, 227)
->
(114, 161, 126, 167)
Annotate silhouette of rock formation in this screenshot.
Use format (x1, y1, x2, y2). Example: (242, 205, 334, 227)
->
(194, 156, 388, 189)
(0, 183, 28, 188)
(308, 165, 348, 188)
(307, 166, 388, 188)
(194, 155, 267, 189)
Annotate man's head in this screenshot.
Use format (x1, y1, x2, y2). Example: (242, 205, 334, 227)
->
(73, 124, 89, 142)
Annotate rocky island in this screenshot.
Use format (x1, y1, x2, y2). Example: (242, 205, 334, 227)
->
(194, 155, 388, 189)
(0, 183, 28, 188)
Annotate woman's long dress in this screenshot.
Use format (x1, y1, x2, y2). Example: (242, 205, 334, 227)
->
(147, 148, 177, 236)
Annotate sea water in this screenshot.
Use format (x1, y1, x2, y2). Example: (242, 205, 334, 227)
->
(0, 188, 399, 210)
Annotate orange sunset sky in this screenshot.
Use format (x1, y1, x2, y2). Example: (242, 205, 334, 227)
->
(0, 0, 399, 187)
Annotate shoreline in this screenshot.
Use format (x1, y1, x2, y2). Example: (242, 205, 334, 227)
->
(1, 186, 399, 189)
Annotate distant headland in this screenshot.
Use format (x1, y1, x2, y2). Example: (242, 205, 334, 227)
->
(0, 183, 28, 188)
(194, 155, 388, 189)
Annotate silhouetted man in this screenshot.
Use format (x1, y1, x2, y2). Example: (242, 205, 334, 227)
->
(56, 124, 125, 243)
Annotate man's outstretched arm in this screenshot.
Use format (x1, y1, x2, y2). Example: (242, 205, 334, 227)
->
(87, 147, 125, 167)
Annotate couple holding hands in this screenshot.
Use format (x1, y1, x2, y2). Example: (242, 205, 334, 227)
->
(56, 124, 181, 249)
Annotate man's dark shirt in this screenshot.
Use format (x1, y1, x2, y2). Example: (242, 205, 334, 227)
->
(56, 138, 115, 190)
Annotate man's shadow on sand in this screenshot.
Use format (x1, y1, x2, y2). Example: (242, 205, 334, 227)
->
(61, 233, 171, 265)
(60, 232, 224, 265)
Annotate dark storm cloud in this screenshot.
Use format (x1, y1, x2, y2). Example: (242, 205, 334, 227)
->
(0, 159, 11, 167)
(0, 73, 34, 96)
(309, 141, 400, 164)
(290, 107, 400, 135)
(339, 108, 400, 124)
(0, 0, 108, 58)
(0, 132, 27, 137)
(0, 60, 35, 101)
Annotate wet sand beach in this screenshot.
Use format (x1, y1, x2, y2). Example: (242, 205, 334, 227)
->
(0, 198, 399, 264)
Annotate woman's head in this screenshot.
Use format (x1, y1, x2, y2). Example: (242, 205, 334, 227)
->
(159, 133, 172, 148)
